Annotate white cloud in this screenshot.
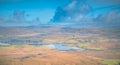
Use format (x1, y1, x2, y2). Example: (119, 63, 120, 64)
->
(95, 10, 120, 22)
(51, 0, 120, 27)
(51, 0, 92, 23)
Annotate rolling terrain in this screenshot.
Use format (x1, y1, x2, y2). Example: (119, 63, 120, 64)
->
(0, 26, 120, 65)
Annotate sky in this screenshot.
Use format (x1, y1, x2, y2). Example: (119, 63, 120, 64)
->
(0, 0, 120, 27)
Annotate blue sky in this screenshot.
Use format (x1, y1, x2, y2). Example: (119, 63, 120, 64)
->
(0, 0, 70, 26)
(0, 0, 120, 27)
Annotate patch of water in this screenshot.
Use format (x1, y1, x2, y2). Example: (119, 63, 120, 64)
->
(29, 43, 85, 51)
(0, 42, 10, 46)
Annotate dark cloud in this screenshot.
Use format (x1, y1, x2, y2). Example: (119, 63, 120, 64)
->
(9, 10, 26, 23)
(0, 10, 41, 26)
(51, 0, 92, 23)
(51, 0, 120, 28)
(0, 11, 26, 23)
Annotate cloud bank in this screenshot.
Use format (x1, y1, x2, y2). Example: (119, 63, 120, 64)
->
(10, 11, 25, 23)
(51, 0, 120, 28)
(0, 10, 41, 26)
(52, 0, 92, 22)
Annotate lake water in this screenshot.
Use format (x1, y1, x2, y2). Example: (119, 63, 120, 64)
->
(29, 43, 106, 52)
(29, 43, 85, 51)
